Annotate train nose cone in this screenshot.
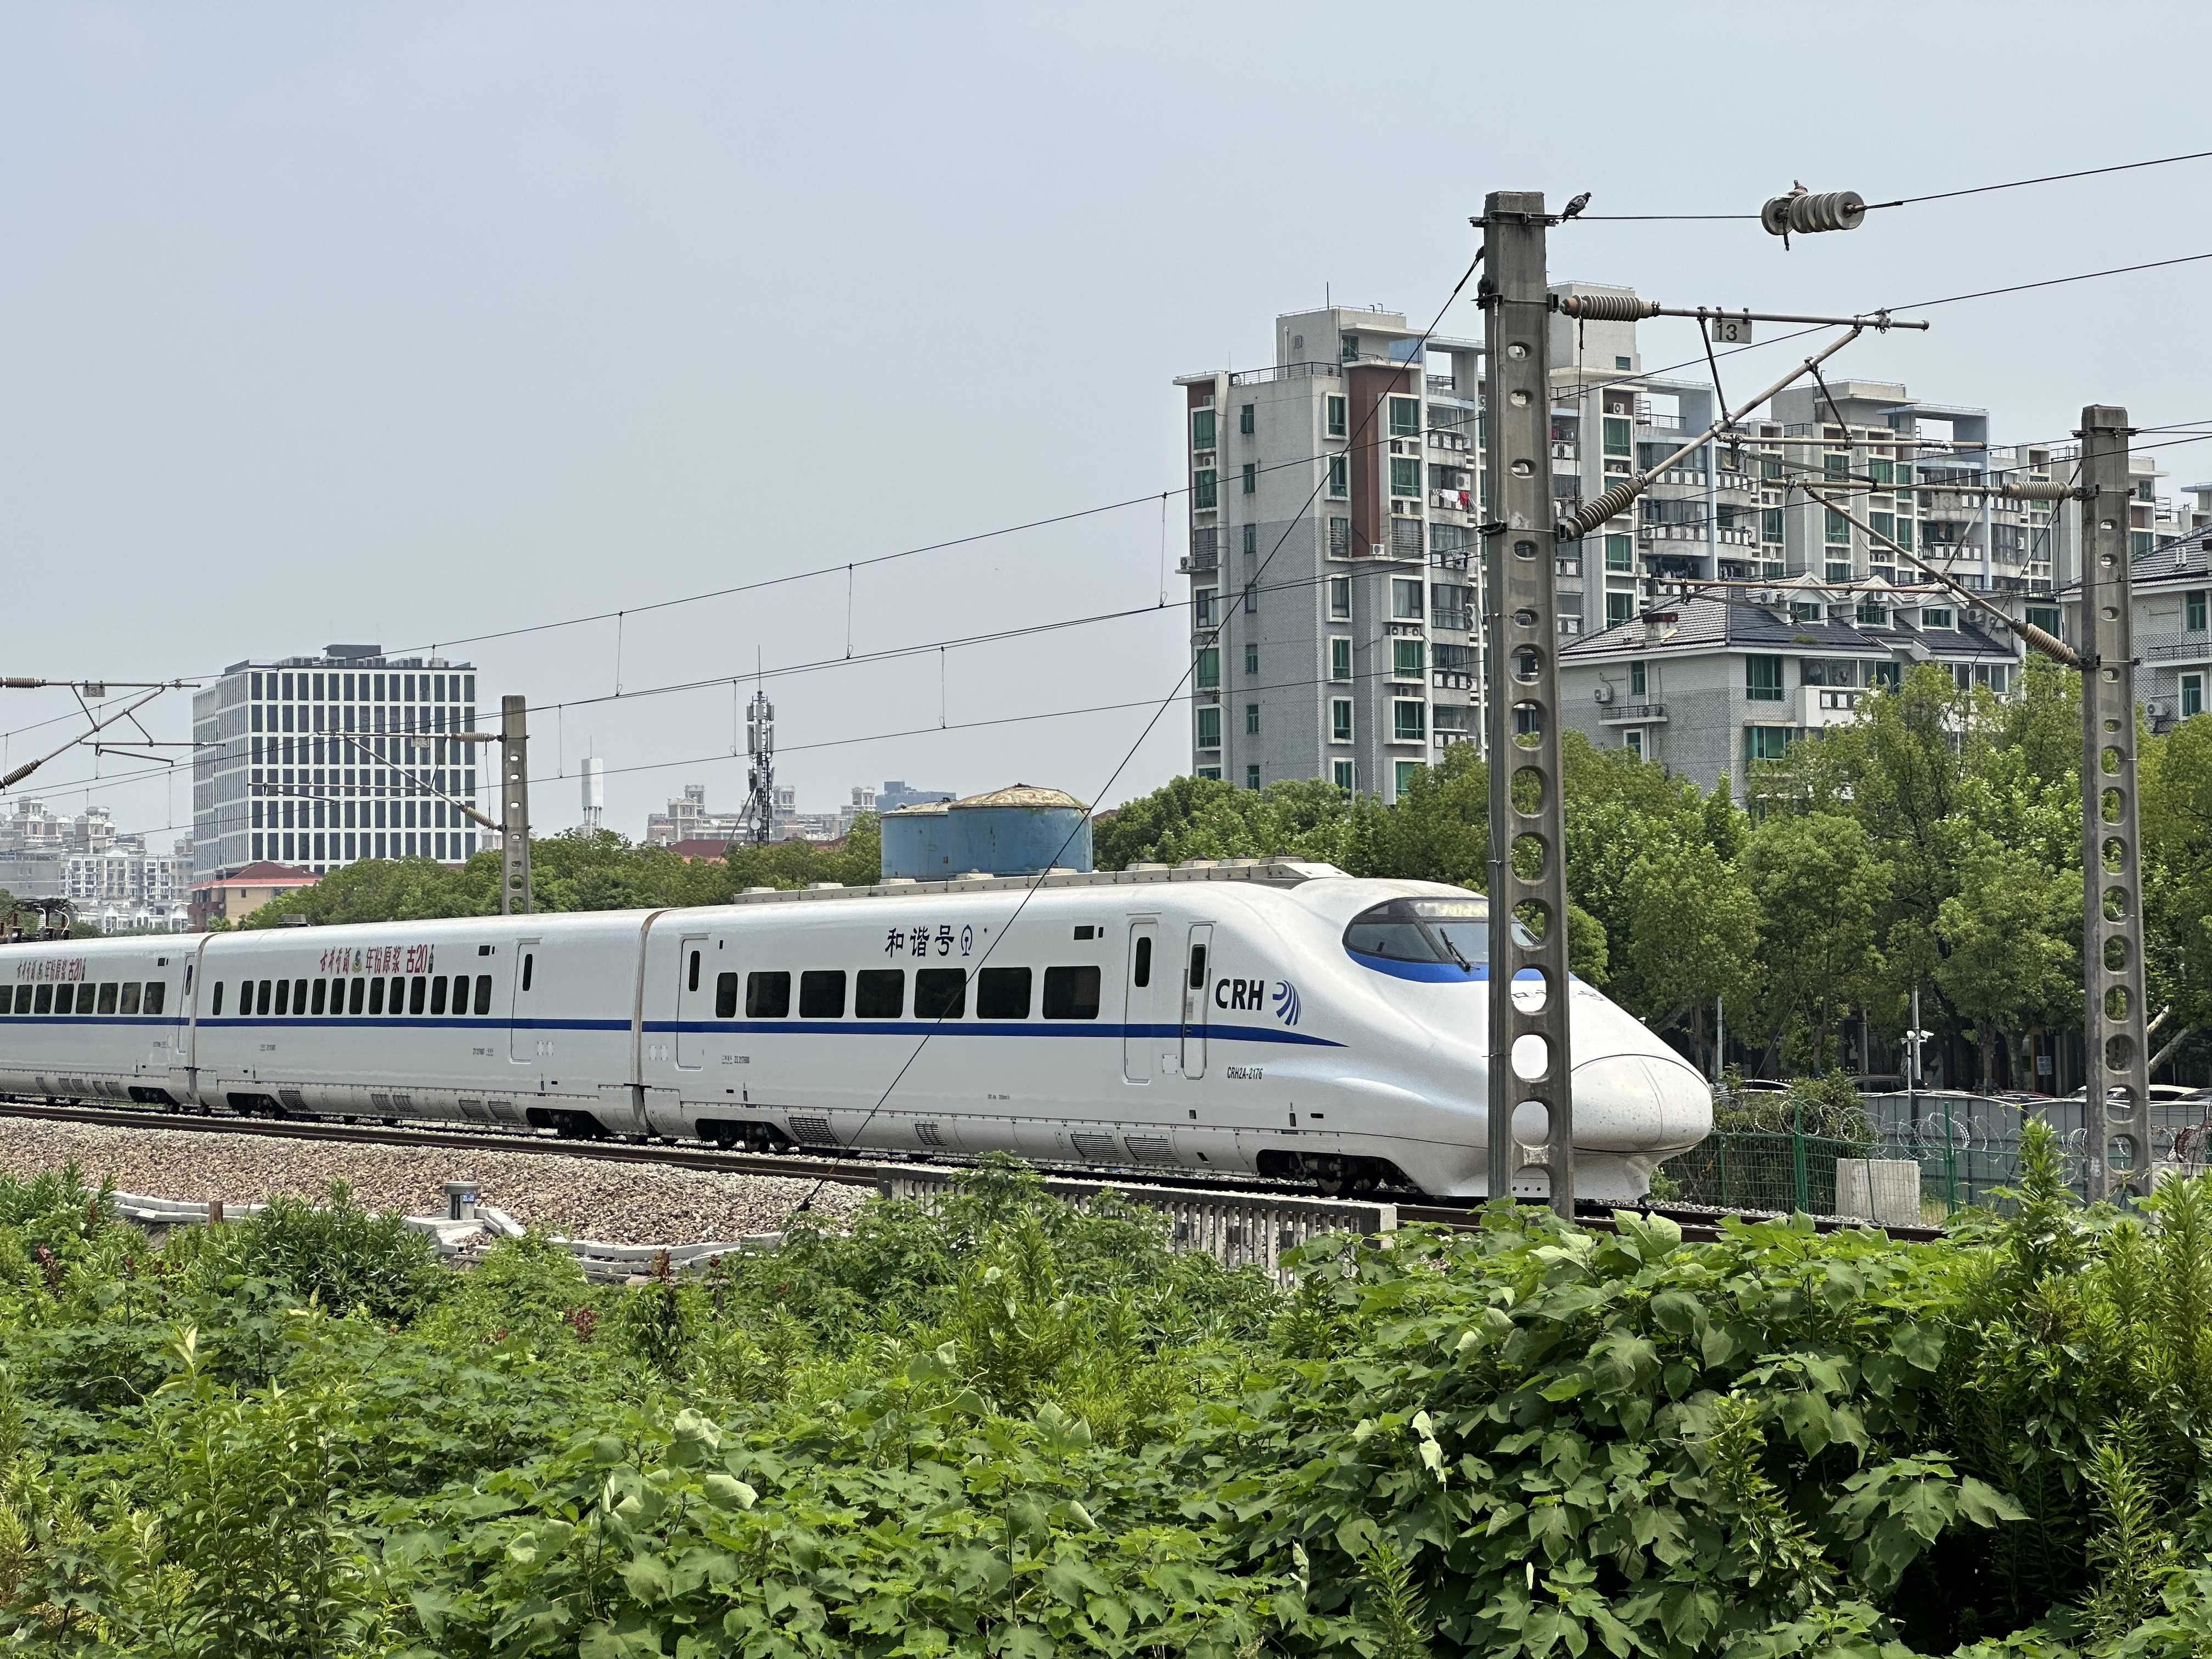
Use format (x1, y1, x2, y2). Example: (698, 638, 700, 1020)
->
(1569, 1051, 1712, 1153)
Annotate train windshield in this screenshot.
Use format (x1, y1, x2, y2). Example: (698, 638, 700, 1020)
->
(1342, 898, 1531, 969)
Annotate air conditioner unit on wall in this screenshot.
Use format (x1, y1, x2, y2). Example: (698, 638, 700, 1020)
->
(1592, 684, 1615, 704)
(2145, 700, 2169, 718)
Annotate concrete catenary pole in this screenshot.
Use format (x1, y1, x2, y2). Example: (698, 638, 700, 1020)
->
(499, 693, 532, 916)
(1480, 190, 1576, 1217)
(2077, 406, 2150, 1200)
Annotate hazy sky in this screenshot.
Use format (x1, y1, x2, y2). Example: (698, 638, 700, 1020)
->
(4, 3, 2209, 851)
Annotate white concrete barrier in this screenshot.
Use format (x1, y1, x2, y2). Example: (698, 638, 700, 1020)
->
(1835, 1159, 1922, 1228)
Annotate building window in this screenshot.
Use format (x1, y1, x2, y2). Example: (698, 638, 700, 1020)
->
(1195, 648, 1219, 689)
(1604, 534, 1632, 572)
(1746, 655, 1784, 702)
(1395, 759, 1423, 795)
(1328, 577, 1351, 619)
(2188, 589, 2208, 632)
(1392, 578, 1423, 619)
(2132, 531, 2156, 557)
(1196, 707, 1221, 749)
(1389, 397, 1421, 437)
(1244, 642, 1258, 675)
(1624, 730, 1644, 760)
(1325, 395, 1347, 437)
(1329, 637, 1353, 681)
(1332, 759, 1353, 789)
(1629, 661, 1647, 697)
(1870, 511, 1894, 541)
(1392, 639, 1424, 680)
(1895, 517, 1914, 550)
(1238, 403, 1254, 436)
(1242, 462, 1256, 495)
(1614, 355, 1631, 371)
(1331, 699, 1353, 743)
(1244, 703, 1260, 736)
(1328, 517, 1351, 560)
(1602, 417, 1632, 457)
(1758, 507, 1784, 543)
(1191, 409, 1215, 451)
(1195, 765, 1221, 780)
(1826, 510, 1850, 544)
(1390, 456, 1421, 497)
(1328, 456, 1348, 498)
(2026, 605, 2062, 636)
(1245, 764, 1261, 789)
(2136, 479, 2155, 502)
(1242, 522, 1257, 555)
(1857, 602, 1888, 625)
(1243, 579, 1257, 615)
(1746, 726, 1795, 765)
(1392, 699, 1426, 742)
(1340, 332, 1358, 362)
(2184, 674, 2204, 718)
(1195, 588, 1217, 627)
(1606, 591, 1636, 625)
(1194, 469, 1217, 510)
(1920, 606, 1954, 629)
(1826, 561, 1853, 582)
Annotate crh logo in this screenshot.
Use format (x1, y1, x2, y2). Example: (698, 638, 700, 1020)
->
(1214, 974, 1301, 1025)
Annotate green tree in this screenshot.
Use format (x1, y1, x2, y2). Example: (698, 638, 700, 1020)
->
(1933, 837, 2080, 1091)
(1739, 811, 1887, 1074)
(1619, 841, 1762, 1073)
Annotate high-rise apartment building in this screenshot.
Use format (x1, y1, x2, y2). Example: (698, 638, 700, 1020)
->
(1177, 289, 2204, 795)
(1175, 308, 1482, 802)
(190, 645, 484, 882)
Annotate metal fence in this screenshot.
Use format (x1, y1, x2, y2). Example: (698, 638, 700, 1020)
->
(1660, 1131, 1878, 1217)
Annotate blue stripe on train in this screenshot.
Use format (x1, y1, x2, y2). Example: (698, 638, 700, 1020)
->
(2, 1015, 1341, 1047)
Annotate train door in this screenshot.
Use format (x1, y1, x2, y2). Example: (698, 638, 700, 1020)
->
(1121, 920, 1160, 1084)
(1181, 923, 1212, 1080)
(673, 934, 710, 1070)
(509, 938, 543, 1064)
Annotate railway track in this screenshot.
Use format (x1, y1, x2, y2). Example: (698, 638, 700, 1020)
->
(0, 1096, 1948, 1245)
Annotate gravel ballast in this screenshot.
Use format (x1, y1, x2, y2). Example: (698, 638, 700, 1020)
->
(0, 1117, 870, 1244)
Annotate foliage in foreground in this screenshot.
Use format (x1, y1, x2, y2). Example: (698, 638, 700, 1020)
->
(0, 1138, 2209, 1655)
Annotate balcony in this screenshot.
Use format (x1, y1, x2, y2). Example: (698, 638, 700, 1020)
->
(1600, 702, 1667, 724)
(1429, 549, 1471, 571)
(1434, 730, 1477, 748)
(1430, 488, 1474, 513)
(1431, 608, 1473, 633)
(1226, 360, 1341, 387)
(1801, 686, 1867, 728)
(1178, 550, 1218, 573)
(1551, 441, 1579, 463)
(1429, 429, 1472, 454)
(2144, 632, 2212, 664)
(1432, 669, 1477, 691)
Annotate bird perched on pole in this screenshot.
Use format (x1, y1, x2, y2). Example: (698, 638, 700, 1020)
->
(1561, 191, 1591, 221)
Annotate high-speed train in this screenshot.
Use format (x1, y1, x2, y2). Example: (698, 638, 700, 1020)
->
(0, 858, 1709, 1199)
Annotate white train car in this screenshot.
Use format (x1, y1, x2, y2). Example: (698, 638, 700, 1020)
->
(0, 859, 1710, 1199)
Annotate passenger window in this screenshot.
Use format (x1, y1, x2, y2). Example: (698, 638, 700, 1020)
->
(33, 984, 53, 1014)
(1133, 936, 1151, 987)
(11, 985, 29, 1014)
(855, 969, 904, 1018)
(120, 983, 142, 1015)
(294, 978, 309, 1014)
(1042, 965, 1101, 1020)
(430, 977, 448, 1015)
(915, 968, 966, 1020)
(311, 980, 328, 1015)
(799, 970, 846, 1018)
(977, 966, 1031, 1020)
(746, 971, 791, 1018)
(522, 953, 534, 992)
(473, 974, 492, 1015)
(211, 982, 224, 1017)
(1188, 945, 1207, 989)
(97, 983, 119, 1015)
(451, 974, 469, 1013)
(688, 950, 701, 993)
(410, 977, 428, 1014)
(369, 978, 386, 1015)
(275, 980, 291, 1017)
(145, 981, 165, 1016)
(714, 972, 738, 1019)
(387, 976, 405, 1013)
(257, 980, 273, 1015)
(350, 977, 367, 1015)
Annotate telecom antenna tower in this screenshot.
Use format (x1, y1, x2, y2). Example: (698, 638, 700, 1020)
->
(580, 757, 605, 834)
(743, 690, 775, 844)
